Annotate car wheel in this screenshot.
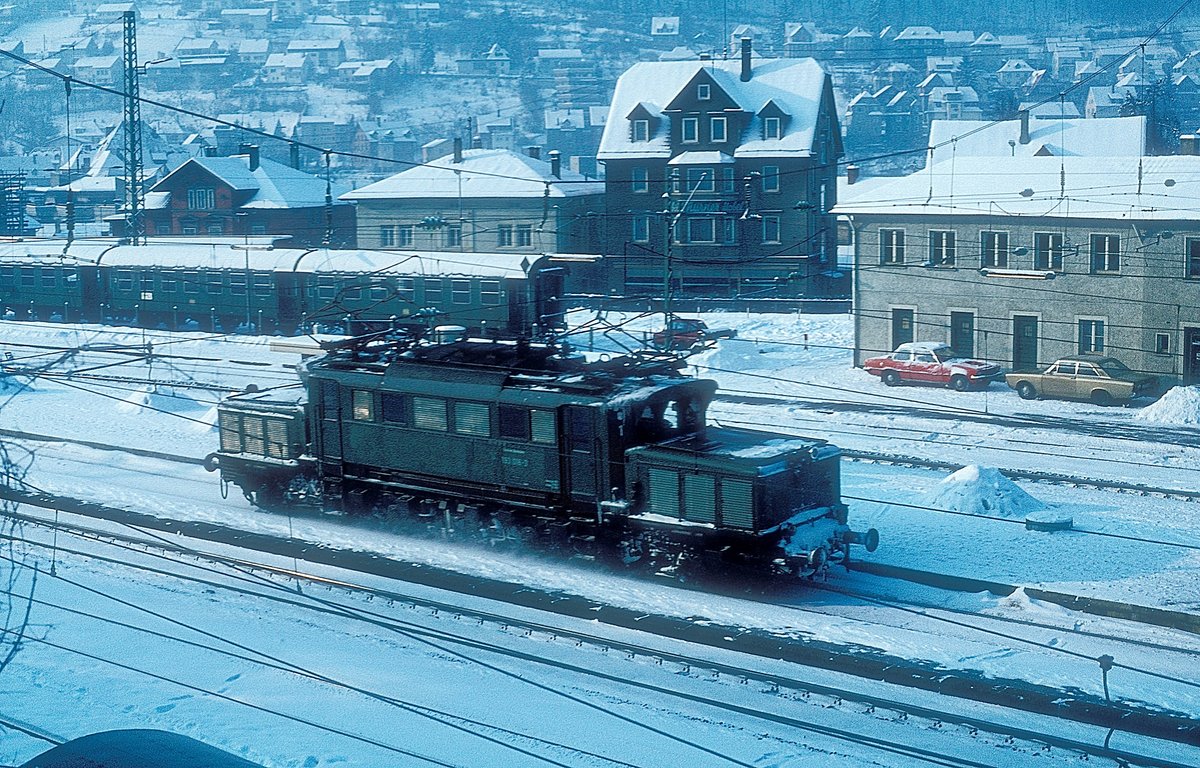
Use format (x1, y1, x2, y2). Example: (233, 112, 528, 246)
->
(949, 375, 969, 392)
(1091, 389, 1114, 406)
(1016, 381, 1037, 400)
(881, 370, 901, 387)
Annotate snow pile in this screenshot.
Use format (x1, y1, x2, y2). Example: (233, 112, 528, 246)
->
(1134, 386, 1200, 425)
(922, 465, 1046, 519)
(116, 386, 204, 416)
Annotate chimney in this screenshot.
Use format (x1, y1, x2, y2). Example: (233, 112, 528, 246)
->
(549, 149, 561, 179)
(289, 142, 301, 169)
(1018, 109, 1030, 145)
(453, 137, 463, 163)
(204, 146, 220, 157)
(526, 145, 541, 159)
(1181, 134, 1198, 155)
(245, 144, 260, 171)
(846, 164, 860, 185)
(740, 37, 752, 82)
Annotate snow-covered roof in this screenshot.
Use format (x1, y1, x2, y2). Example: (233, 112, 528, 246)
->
(834, 155, 1200, 222)
(598, 58, 829, 161)
(341, 149, 604, 200)
(265, 52, 306, 68)
(0, 238, 538, 278)
(151, 155, 351, 209)
(928, 115, 1144, 163)
(287, 40, 344, 52)
(667, 151, 734, 166)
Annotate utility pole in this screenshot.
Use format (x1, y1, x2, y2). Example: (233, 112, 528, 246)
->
(122, 10, 144, 245)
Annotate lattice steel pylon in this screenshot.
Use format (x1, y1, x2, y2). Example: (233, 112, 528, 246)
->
(123, 10, 144, 245)
(0, 173, 25, 235)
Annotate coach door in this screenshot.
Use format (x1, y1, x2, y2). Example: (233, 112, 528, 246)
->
(561, 405, 599, 507)
(1186, 327, 1200, 385)
(1012, 315, 1039, 372)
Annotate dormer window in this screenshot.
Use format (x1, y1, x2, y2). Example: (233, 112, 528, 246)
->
(764, 116, 781, 140)
(681, 117, 699, 143)
(710, 116, 727, 142)
(632, 119, 649, 142)
(697, 83, 711, 100)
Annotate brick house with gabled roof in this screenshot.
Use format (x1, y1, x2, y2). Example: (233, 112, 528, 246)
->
(598, 39, 845, 300)
(125, 148, 355, 248)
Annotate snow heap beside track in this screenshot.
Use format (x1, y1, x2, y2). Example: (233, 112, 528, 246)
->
(1135, 386, 1200, 425)
(924, 465, 1046, 518)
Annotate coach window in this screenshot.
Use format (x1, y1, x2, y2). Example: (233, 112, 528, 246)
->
(230, 275, 247, 295)
(453, 402, 491, 436)
(40, 269, 55, 287)
(183, 272, 200, 294)
(451, 279, 472, 305)
(343, 286, 362, 301)
(423, 278, 443, 304)
(115, 269, 133, 290)
(499, 405, 531, 441)
(396, 278, 415, 301)
(160, 275, 177, 292)
(253, 274, 273, 296)
(480, 280, 501, 306)
(317, 277, 337, 300)
(351, 390, 375, 421)
(381, 392, 408, 424)
(369, 280, 388, 301)
(413, 397, 448, 431)
(530, 410, 556, 444)
(207, 273, 224, 294)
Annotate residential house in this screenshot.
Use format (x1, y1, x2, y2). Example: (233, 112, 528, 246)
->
(456, 44, 510, 76)
(220, 7, 273, 32)
(924, 86, 983, 122)
(1086, 85, 1136, 118)
(834, 155, 1200, 385)
(262, 52, 311, 85)
(340, 145, 604, 255)
(996, 59, 1036, 88)
(131, 148, 354, 248)
(73, 55, 121, 86)
(597, 40, 845, 300)
(286, 40, 347, 72)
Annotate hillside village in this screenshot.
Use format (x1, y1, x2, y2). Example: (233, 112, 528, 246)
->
(0, 1, 1198, 386)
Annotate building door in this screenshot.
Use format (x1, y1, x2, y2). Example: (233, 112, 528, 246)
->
(1012, 315, 1039, 371)
(891, 308, 914, 349)
(1186, 327, 1200, 385)
(950, 312, 975, 358)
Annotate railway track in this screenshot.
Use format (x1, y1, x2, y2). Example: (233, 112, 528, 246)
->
(7, 504, 1197, 768)
(2, 482, 1199, 757)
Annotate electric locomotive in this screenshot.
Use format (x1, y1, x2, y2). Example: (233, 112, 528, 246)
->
(207, 332, 877, 576)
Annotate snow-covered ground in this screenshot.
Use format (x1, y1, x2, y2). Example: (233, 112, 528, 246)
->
(1, 315, 1199, 765)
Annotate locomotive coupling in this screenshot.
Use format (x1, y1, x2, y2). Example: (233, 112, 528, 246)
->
(843, 528, 880, 552)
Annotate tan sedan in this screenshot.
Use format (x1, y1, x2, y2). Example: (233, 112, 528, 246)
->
(1005, 355, 1159, 405)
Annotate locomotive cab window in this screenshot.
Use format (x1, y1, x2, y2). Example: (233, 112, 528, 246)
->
(381, 392, 407, 424)
(452, 402, 490, 436)
(499, 405, 531, 440)
(413, 397, 448, 430)
(352, 390, 375, 421)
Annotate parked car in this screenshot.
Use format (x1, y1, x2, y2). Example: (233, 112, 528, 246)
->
(863, 342, 1004, 391)
(1005, 355, 1158, 405)
(651, 317, 736, 350)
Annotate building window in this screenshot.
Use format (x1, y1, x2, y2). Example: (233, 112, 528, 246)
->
(631, 166, 649, 193)
(1078, 319, 1105, 354)
(697, 83, 710, 100)
(681, 117, 699, 143)
(379, 225, 396, 247)
(632, 119, 649, 142)
(451, 279, 471, 304)
(686, 217, 715, 243)
(761, 165, 780, 193)
(763, 116, 781, 139)
(1091, 234, 1120, 273)
(762, 215, 781, 244)
(710, 116, 727, 142)
(929, 231, 955, 266)
(1187, 238, 1200, 278)
(1155, 332, 1171, 354)
(685, 167, 713, 192)
(981, 231, 1008, 268)
(397, 225, 414, 247)
(1034, 232, 1064, 271)
(497, 225, 514, 247)
(207, 223, 224, 236)
(632, 215, 650, 243)
(445, 226, 462, 248)
(516, 224, 533, 247)
(721, 167, 735, 193)
(352, 390, 374, 421)
(187, 188, 215, 210)
(880, 229, 905, 264)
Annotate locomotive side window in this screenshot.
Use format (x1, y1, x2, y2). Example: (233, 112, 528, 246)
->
(413, 397, 448, 430)
(499, 405, 531, 440)
(381, 392, 408, 424)
(530, 410, 556, 444)
(452, 402, 490, 436)
(351, 390, 375, 421)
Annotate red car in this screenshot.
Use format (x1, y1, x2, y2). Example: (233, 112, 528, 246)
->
(651, 317, 736, 350)
(863, 342, 1003, 391)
